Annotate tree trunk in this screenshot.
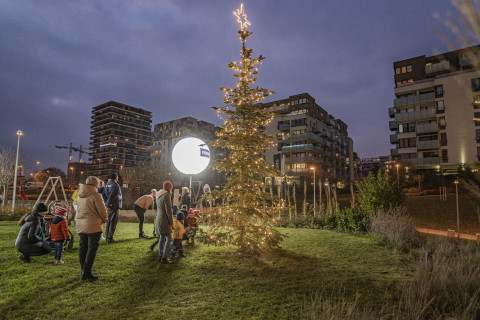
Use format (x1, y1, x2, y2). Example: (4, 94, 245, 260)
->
(303, 178, 307, 217)
(293, 182, 297, 219)
(318, 179, 322, 217)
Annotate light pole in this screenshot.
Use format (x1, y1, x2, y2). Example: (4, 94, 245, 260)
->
(12, 130, 23, 214)
(395, 163, 400, 179)
(310, 167, 316, 217)
(454, 180, 460, 239)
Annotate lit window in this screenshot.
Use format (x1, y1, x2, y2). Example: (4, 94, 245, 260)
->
(395, 68, 401, 75)
(401, 66, 407, 73)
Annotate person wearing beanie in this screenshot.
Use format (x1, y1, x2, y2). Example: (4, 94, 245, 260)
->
(15, 203, 52, 263)
(186, 209, 201, 244)
(76, 176, 107, 281)
(100, 172, 122, 244)
(133, 189, 156, 239)
(154, 181, 174, 264)
(180, 205, 189, 229)
(50, 206, 70, 265)
(170, 211, 186, 258)
(150, 203, 176, 252)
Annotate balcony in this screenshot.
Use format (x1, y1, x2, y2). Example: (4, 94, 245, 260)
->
(417, 140, 440, 150)
(394, 92, 435, 108)
(281, 144, 315, 153)
(389, 120, 397, 131)
(416, 123, 438, 134)
(410, 157, 440, 166)
(285, 132, 323, 144)
(425, 60, 450, 74)
(388, 107, 396, 118)
(285, 156, 316, 164)
(395, 108, 436, 122)
(389, 134, 398, 144)
(278, 123, 290, 131)
(390, 148, 399, 157)
(460, 54, 480, 67)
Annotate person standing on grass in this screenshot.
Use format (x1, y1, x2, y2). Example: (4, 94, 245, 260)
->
(102, 172, 122, 244)
(15, 203, 52, 263)
(155, 181, 174, 264)
(180, 187, 191, 210)
(170, 211, 186, 259)
(76, 176, 107, 282)
(134, 189, 156, 239)
(71, 186, 79, 224)
(50, 206, 70, 265)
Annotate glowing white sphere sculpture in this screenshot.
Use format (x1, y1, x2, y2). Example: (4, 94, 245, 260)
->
(172, 137, 210, 175)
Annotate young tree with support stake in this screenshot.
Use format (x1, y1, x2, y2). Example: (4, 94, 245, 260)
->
(201, 4, 285, 255)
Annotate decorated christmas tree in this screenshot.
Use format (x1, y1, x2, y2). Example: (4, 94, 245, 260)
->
(202, 4, 285, 255)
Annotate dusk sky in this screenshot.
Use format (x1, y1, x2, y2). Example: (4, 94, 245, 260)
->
(0, 1, 462, 175)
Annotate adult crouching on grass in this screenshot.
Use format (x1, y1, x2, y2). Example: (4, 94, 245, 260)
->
(15, 203, 52, 263)
(76, 176, 107, 282)
(134, 189, 156, 239)
(155, 181, 174, 264)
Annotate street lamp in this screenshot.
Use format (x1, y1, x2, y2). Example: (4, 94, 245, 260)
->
(309, 167, 316, 217)
(454, 180, 460, 239)
(12, 130, 23, 213)
(395, 164, 400, 179)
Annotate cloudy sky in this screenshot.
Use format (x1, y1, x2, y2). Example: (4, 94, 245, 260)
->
(0, 0, 461, 175)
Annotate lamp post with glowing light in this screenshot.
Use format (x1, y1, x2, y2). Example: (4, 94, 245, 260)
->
(309, 167, 316, 217)
(12, 130, 23, 213)
(454, 180, 460, 239)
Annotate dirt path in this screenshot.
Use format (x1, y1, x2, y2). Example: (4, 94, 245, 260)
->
(415, 227, 478, 241)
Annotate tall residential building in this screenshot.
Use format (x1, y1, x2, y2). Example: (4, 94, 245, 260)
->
(149, 117, 217, 185)
(89, 101, 152, 180)
(389, 45, 480, 171)
(258, 93, 354, 188)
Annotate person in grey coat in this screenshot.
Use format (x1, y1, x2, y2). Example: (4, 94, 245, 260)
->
(155, 181, 174, 264)
(15, 203, 52, 263)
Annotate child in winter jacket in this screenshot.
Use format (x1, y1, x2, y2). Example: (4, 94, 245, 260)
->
(186, 209, 201, 244)
(50, 206, 70, 265)
(170, 212, 186, 258)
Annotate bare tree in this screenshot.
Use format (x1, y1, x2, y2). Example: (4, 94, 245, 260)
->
(0, 147, 16, 207)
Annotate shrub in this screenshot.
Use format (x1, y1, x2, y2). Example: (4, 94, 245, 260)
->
(357, 171, 405, 214)
(369, 207, 424, 253)
(0, 207, 32, 221)
(323, 215, 337, 230)
(335, 208, 369, 233)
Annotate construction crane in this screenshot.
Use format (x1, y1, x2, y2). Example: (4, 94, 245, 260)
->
(55, 143, 89, 163)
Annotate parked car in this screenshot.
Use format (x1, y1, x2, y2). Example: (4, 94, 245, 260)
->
(24, 181, 44, 190)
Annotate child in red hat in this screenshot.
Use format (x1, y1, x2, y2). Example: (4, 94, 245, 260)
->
(186, 209, 201, 244)
(50, 206, 70, 265)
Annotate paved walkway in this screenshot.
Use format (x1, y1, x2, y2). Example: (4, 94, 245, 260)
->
(415, 227, 478, 241)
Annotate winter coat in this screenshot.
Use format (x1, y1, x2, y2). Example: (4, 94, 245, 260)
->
(155, 189, 173, 235)
(71, 189, 79, 205)
(187, 216, 199, 228)
(76, 183, 107, 234)
(50, 215, 70, 242)
(172, 219, 186, 239)
(15, 213, 46, 252)
(102, 179, 122, 211)
(180, 192, 191, 209)
(135, 194, 154, 210)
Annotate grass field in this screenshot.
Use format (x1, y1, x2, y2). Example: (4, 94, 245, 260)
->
(0, 221, 409, 319)
(404, 194, 480, 235)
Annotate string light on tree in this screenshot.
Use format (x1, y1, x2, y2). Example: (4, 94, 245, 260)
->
(199, 4, 285, 255)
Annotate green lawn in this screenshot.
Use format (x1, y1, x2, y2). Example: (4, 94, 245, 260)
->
(0, 221, 409, 319)
(405, 194, 480, 235)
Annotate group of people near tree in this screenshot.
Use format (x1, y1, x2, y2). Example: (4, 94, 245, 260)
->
(14, 172, 200, 282)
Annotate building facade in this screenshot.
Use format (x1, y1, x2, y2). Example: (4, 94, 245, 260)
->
(258, 93, 354, 188)
(89, 101, 152, 180)
(149, 117, 217, 186)
(389, 45, 480, 170)
(361, 156, 393, 177)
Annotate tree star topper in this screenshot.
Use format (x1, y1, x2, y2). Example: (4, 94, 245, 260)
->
(233, 3, 251, 30)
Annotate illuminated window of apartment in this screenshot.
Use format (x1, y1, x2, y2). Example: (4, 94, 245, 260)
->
(439, 117, 446, 129)
(436, 100, 445, 113)
(395, 67, 401, 75)
(401, 66, 407, 73)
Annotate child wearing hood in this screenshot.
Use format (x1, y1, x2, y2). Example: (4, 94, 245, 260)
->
(170, 211, 186, 258)
(50, 206, 71, 265)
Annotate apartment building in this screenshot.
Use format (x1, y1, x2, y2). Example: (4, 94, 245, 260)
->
(361, 156, 393, 177)
(258, 93, 354, 188)
(149, 117, 217, 185)
(89, 101, 152, 180)
(389, 45, 480, 170)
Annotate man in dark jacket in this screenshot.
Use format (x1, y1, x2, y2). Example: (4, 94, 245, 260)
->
(15, 203, 52, 262)
(102, 172, 122, 244)
(155, 181, 174, 264)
